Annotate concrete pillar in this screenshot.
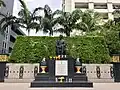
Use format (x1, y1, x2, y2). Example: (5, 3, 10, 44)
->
(89, 2, 94, 9)
(107, 2, 114, 19)
(89, 0, 94, 9)
(65, 0, 72, 12)
(71, 0, 75, 12)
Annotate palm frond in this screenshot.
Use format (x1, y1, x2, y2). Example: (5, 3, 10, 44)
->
(0, 12, 7, 17)
(52, 10, 63, 16)
(32, 16, 42, 21)
(0, 18, 6, 26)
(71, 9, 82, 24)
(0, 0, 6, 7)
(19, 0, 30, 22)
(54, 28, 64, 33)
(44, 5, 52, 16)
(0, 21, 12, 33)
(32, 7, 43, 17)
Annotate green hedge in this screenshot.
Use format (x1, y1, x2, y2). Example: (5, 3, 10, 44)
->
(9, 36, 111, 63)
(105, 31, 120, 55)
(87, 31, 120, 55)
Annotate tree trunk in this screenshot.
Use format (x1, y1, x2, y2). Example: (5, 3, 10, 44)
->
(66, 29, 70, 36)
(27, 29, 30, 36)
(49, 29, 53, 36)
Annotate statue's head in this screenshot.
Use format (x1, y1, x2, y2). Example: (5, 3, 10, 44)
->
(59, 35, 63, 40)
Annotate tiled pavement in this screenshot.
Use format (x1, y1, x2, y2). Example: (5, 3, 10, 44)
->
(0, 83, 120, 90)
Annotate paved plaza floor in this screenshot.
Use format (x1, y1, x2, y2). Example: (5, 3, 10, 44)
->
(0, 83, 120, 90)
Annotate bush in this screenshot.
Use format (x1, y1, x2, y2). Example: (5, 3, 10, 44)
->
(87, 31, 120, 55)
(9, 36, 111, 63)
(105, 31, 120, 55)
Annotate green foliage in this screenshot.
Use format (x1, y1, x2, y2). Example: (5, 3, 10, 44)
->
(53, 9, 83, 36)
(104, 31, 120, 54)
(87, 30, 120, 55)
(9, 36, 111, 63)
(78, 10, 103, 32)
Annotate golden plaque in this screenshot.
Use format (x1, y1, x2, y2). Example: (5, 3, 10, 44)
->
(0, 55, 8, 62)
(112, 56, 120, 62)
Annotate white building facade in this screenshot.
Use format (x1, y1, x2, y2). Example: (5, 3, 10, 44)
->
(62, 0, 120, 20)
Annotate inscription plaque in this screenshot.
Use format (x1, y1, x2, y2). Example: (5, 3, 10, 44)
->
(55, 60, 68, 76)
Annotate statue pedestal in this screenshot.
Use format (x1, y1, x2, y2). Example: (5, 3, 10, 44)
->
(30, 56, 93, 87)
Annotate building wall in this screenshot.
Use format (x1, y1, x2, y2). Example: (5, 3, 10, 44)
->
(63, 0, 120, 20)
(0, 0, 25, 54)
(4, 63, 114, 83)
(0, 33, 5, 53)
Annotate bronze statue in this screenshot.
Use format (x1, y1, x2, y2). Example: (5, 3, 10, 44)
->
(56, 35, 66, 56)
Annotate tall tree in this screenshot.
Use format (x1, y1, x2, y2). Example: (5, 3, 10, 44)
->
(0, 12, 16, 34)
(36, 5, 58, 36)
(53, 9, 82, 36)
(78, 10, 102, 33)
(40, 5, 53, 36)
(0, 0, 43, 36)
(17, 0, 43, 36)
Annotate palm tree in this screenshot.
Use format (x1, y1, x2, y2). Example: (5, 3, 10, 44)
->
(0, 0, 43, 36)
(39, 5, 53, 36)
(17, 0, 43, 36)
(0, 12, 17, 34)
(52, 9, 82, 36)
(78, 10, 102, 33)
(36, 5, 58, 36)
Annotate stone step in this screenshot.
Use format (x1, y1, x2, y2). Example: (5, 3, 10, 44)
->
(30, 81, 93, 87)
(73, 75, 88, 81)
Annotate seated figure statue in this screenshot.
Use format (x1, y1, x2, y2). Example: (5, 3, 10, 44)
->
(56, 35, 66, 56)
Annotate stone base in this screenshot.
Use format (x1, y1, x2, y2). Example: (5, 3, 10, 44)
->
(30, 81, 93, 87)
(0, 62, 7, 82)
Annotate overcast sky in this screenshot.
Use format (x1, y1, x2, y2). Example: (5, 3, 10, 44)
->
(13, 0, 62, 36)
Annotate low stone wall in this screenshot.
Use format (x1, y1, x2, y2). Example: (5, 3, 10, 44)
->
(4, 63, 39, 82)
(83, 64, 114, 83)
(4, 63, 114, 83)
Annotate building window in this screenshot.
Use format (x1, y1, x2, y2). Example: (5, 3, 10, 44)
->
(1, 49, 6, 54)
(113, 4, 120, 9)
(10, 35, 16, 43)
(2, 41, 7, 49)
(11, 25, 23, 35)
(94, 3, 107, 9)
(9, 47, 12, 53)
(6, 35, 8, 40)
(2, 49, 4, 54)
(99, 13, 108, 19)
(6, 26, 9, 33)
(75, 3, 88, 9)
(4, 42, 6, 48)
(2, 41, 4, 47)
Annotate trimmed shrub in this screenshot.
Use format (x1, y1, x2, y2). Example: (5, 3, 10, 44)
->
(9, 36, 111, 63)
(87, 31, 120, 55)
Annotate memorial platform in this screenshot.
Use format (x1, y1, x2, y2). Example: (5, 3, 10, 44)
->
(30, 56, 93, 87)
(31, 81, 93, 87)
